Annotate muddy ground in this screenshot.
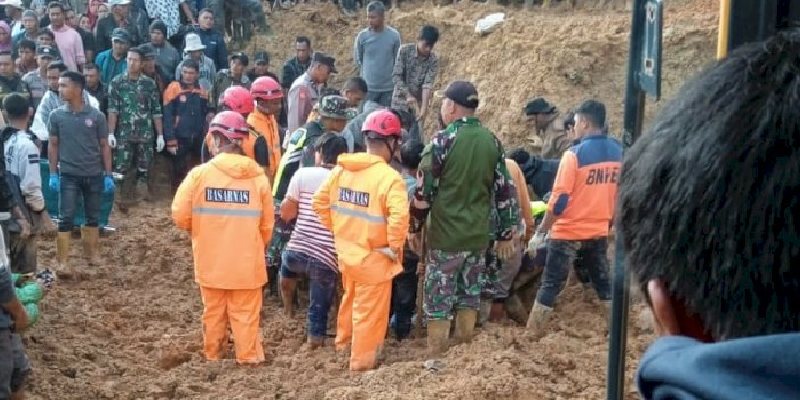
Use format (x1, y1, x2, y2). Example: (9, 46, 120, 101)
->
(23, 1, 717, 399)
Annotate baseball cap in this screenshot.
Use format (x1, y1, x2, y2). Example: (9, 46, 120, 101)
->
(253, 51, 269, 65)
(318, 95, 350, 120)
(524, 97, 556, 116)
(312, 52, 337, 74)
(36, 45, 55, 58)
(111, 28, 131, 44)
(108, 0, 132, 6)
(437, 80, 479, 109)
(230, 52, 249, 66)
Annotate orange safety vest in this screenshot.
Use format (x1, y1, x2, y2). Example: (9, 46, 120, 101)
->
(171, 152, 275, 289)
(312, 153, 409, 284)
(247, 111, 281, 181)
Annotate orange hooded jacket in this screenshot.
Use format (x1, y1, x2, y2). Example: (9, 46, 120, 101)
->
(312, 153, 409, 284)
(247, 111, 281, 181)
(172, 152, 275, 290)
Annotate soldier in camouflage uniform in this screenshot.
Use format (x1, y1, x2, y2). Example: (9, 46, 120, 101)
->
(410, 81, 519, 355)
(107, 47, 164, 213)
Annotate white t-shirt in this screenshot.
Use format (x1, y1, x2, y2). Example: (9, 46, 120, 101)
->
(285, 167, 338, 271)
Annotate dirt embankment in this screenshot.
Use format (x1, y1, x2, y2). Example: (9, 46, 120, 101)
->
(22, 1, 717, 399)
(250, 0, 716, 147)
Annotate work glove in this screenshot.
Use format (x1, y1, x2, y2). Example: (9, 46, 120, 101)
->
(156, 135, 165, 152)
(103, 175, 115, 193)
(494, 239, 517, 261)
(48, 175, 59, 193)
(527, 231, 547, 257)
(107, 133, 116, 148)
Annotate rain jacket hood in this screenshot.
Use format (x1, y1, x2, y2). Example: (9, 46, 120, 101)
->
(338, 153, 387, 172)
(637, 333, 800, 400)
(209, 153, 264, 180)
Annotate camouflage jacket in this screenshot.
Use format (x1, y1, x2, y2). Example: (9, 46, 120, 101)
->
(411, 116, 519, 251)
(107, 74, 162, 143)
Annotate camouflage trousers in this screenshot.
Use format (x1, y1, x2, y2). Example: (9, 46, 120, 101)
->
(480, 245, 500, 299)
(113, 141, 153, 205)
(423, 249, 485, 321)
(265, 202, 294, 294)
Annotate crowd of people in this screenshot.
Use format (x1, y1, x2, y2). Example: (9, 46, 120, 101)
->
(2, 0, 797, 399)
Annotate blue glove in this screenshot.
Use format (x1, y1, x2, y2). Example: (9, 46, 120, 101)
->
(48, 175, 59, 193)
(103, 175, 115, 193)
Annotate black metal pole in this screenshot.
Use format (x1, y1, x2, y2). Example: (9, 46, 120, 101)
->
(606, 1, 647, 399)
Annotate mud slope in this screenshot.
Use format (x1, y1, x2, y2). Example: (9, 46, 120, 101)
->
(249, 0, 717, 145)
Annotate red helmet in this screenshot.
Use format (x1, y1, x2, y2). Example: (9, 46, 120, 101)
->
(208, 111, 249, 140)
(221, 86, 254, 115)
(250, 77, 283, 100)
(362, 110, 402, 138)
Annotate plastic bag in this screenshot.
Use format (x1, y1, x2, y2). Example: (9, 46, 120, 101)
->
(475, 13, 505, 35)
(24, 303, 39, 326)
(16, 281, 44, 304)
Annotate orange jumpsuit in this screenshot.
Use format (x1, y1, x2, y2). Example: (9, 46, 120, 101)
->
(171, 152, 275, 363)
(313, 153, 409, 371)
(247, 110, 282, 183)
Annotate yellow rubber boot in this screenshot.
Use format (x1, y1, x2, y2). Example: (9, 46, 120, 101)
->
(426, 320, 451, 356)
(56, 232, 74, 279)
(81, 226, 101, 266)
(525, 301, 553, 333)
(454, 309, 478, 344)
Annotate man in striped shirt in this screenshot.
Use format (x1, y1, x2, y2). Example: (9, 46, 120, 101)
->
(278, 134, 348, 349)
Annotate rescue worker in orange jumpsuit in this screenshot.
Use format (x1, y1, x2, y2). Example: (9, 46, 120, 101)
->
(248, 77, 283, 184)
(171, 111, 275, 364)
(313, 110, 410, 371)
(202, 86, 270, 177)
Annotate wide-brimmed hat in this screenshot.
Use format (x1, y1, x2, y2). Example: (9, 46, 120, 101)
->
(183, 33, 206, 52)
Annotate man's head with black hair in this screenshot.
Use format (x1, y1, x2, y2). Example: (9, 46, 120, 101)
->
(46, 61, 68, 91)
(126, 46, 143, 75)
(400, 140, 424, 172)
(572, 99, 605, 139)
(366, 1, 385, 30)
(417, 25, 440, 57)
(295, 36, 311, 63)
(180, 58, 200, 85)
(342, 77, 367, 107)
(18, 40, 36, 63)
(619, 28, 800, 341)
(314, 134, 348, 166)
(58, 70, 85, 103)
(508, 148, 530, 167)
(36, 29, 55, 48)
(2, 94, 30, 121)
(83, 63, 100, 89)
(0, 52, 13, 78)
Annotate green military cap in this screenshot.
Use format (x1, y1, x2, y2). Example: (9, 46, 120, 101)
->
(318, 95, 351, 120)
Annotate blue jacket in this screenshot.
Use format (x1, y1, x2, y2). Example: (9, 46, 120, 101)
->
(195, 28, 227, 71)
(637, 334, 800, 400)
(518, 155, 560, 199)
(95, 49, 128, 86)
(162, 81, 209, 141)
